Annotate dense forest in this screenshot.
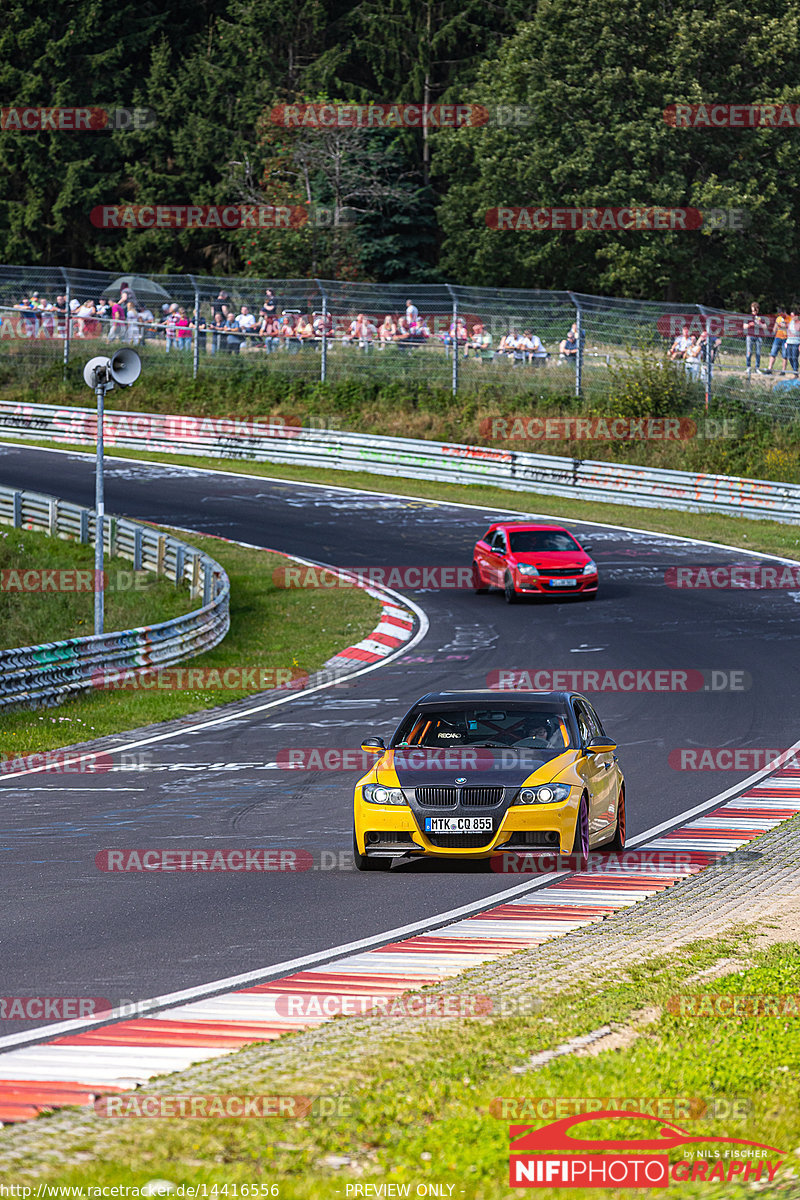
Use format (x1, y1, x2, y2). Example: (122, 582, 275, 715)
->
(1, 0, 798, 306)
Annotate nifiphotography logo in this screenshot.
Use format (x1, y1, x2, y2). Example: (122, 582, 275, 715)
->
(508, 1110, 784, 1188)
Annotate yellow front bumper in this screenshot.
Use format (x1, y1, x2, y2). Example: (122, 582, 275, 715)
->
(354, 793, 579, 859)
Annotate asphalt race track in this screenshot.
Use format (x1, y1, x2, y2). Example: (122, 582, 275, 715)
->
(1, 442, 799, 1030)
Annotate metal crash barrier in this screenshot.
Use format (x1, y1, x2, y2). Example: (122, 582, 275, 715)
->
(0, 402, 798, 524)
(0, 485, 230, 708)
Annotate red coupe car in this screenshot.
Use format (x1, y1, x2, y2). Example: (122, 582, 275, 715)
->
(472, 522, 598, 603)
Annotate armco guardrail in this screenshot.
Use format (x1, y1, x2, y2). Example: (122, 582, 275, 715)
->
(0, 401, 798, 524)
(0, 485, 230, 708)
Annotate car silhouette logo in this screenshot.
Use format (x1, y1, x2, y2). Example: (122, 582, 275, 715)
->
(455, 777, 467, 785)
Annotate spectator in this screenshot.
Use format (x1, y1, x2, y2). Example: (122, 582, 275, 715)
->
(744, 303, 767, 373)
(125, 301, 141, 346)
(466, 323, 492, 360)
(359, 314, 377, 350)
(786, 307, 800, 378)
(109, 298, 126, 341)
(295, 313, 315, 341)
(139, 304, 155, 344)
(262, 289, 277, 319)
(312, 311, 333, 340)
(684, 334, 703, 379)
(394, 316, 411, 342)
(234, 304, 256, 349)
(210, 311, 226, 355)
(164, 303, 179, 353)
(225, 311, 243, 354)
(212, 291, 230, 322)
(669, 324, 692, 361)
(176, 306, 192, 349)
(264, 315, 282, 353)
(379, 315, 396, 346)
(559, 323, 579, 361)
(764, 309, 788, 375)
(498, 330, 519, 360)
(520, 330, 548, 365)
(54, 295, 68, 337)
(405, 298, 419, 328)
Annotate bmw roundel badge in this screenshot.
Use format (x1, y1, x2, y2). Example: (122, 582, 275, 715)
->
(455, 777, 467, 785)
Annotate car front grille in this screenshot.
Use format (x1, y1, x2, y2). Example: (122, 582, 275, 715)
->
(414, 786, 504, 808)
(541, 567, 582, 577)
(424, 832, 495, 848)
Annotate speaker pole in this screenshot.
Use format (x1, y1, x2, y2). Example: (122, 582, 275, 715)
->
(94, 375, 106, 636)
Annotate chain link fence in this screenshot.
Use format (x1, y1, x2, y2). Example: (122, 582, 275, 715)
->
(0, 264, 794, 418)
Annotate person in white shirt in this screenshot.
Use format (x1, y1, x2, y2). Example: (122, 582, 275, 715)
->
(234, 305, 256, 348)
(405, 299, 419, 328)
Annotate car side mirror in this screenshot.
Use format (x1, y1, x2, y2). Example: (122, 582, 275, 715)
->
(361, 737, 386, 755)
(582, 545, 593, 553)
(586, 736, 616, 754)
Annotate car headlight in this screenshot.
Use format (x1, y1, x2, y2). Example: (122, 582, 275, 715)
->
(363, 784, 407, 806)
(516, 564, 539, 576)
(512, 783, 572, 805)
(581, 560, 597, 575)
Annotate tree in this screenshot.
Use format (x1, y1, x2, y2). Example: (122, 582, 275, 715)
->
(434, 0, 800, 305)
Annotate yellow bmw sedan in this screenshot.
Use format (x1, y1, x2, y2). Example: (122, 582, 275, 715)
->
(353, 690, 625, 870)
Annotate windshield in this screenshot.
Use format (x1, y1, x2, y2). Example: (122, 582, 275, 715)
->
(509, 530, 581, 553)
(393, 707, 572, 750)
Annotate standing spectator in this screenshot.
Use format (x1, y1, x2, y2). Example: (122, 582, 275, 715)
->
(54, 295, 68, 337)
(191, 308, 207, 354)
(212, 291, 230, 322)
(668, 324, 692, 361)
(405, 298, 419, 329)
(125, 302, 141, 345)
(262, 289, 277, 319)
(109, 299, 126, 341)
(684, 334, 703, 379)
(164, 303, 179, 353)
(210, 311, 226, 354)
(744, 303, 767, 373)
(176, 307, 192, 350)
(139, 304, 155, 344)
(764, 309, 788, 375)
(786, 307, 800, 378)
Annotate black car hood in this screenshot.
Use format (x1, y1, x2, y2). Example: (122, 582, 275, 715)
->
(388, 747, 564, 788)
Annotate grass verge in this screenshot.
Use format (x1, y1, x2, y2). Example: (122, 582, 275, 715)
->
(1, 528, 380, 759)
(5, 932, 800, 1197)
(0, 524, 190, 651)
